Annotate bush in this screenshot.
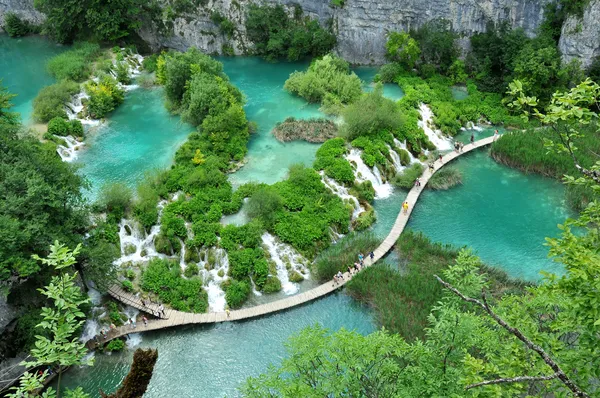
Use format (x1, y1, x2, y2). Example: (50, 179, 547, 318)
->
(47, 117, 71, 136)
(314, 232, 379, 282)
(272, 118, 338, 143)
(353, 208, 376, 231)
(350, 181, 375, 203)
(97, 182, 133, 221)
(224, 279, 251, 309)
(69, 119, 84, 137)
(32, 80, 80, 123)
(393, 163, 424, 189)
(246, 4, 336, 61)
(284, 54, 362, 109)
(184, 263, 199, 278)
(84, 75, 125, 118)
(46, 42, 101, 81)
(142, 54, 159, 73)
(122, 279, 134, 292)
(342, 84, 403, 140)
(428, 166, 462, 190)
(246, 187, 283, 228)
(106, 339, 125, 351)
(398, 148, 411, 166)
(3, 13, 34, 37)
(262, 276, 282, 293)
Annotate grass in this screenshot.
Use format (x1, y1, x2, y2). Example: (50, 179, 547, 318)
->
(491, 126, 600, 210)
(346, 230, 529, 341)
(46, 42, 102, 81)
(393, 163, 424, 189)
(314, 232, 379, 282)
(272, 117, 338, 143)
(428, 166, 462, 190)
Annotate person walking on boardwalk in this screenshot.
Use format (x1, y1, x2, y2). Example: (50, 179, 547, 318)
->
(143, 315, 148, 327)
(494, 129, 499, 141)
(438, 154, 443, 162)
(358, 253, 364, 265)
(402, 201, 409, 215)
(415, 177, 421, 189)
(470, 133, 475, 144)
(226, 306, 230, 318)
(369, 251, 374, 261)
(158, 303, 165, 317)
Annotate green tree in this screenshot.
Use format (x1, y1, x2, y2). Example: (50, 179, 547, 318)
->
(246, 187, 283, 228)
(0, 81, 19, 126)
(512, 43, 566, 102)
(411, 19, 459, 73)
(385, 31, 421, 69)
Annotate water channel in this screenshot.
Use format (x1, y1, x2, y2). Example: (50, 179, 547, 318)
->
(0, 34, 571, 396)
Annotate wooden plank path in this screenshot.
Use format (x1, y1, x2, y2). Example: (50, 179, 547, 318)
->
(89, 136, 495, 349)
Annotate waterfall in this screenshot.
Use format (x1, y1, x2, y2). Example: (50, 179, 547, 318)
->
(126, 333, 142, 348)
(417, 103, 453, 151)
(319, 171, 364, 220)
(79, 319, 100, 342)
(250, 278, 263, 296)
(345, 149, 393, 199)
(387, 145, 404, 173)
(199, 248, 229, 312)
(56, 135, 85, 162)
(393, 138, 420, 165)
(261, 233, 309, 295)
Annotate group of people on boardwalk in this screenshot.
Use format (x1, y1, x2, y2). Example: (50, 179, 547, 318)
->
(333, 252, 374, 286)
(454, 141, 465, 152)
(140, 297, 166, 318)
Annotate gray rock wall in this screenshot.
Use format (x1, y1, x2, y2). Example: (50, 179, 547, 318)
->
(0, 0, 45, 32)
(559, 0, 600, 68)
(140, 0, 553, 64)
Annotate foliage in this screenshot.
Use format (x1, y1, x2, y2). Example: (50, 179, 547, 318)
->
(224, 279, 251, 309)
(428, 166, 462, 190)
(47, 116, 71, 136)
(34, 0, 162, 43)
(121, 279, 134, 292)
(245, 4, 336, 61)
(284, 54, 362, 111)
(3, 12, 36, 37)
(105, 339, 125, 351)
(313, 232, 379, 282)
(411, 19, 459, 74)
(0, 81, 19, 126)
(313, 138, 355, 186)
(46, 42, 101, 81)
(353, 208, 376, 231)
(96, 182, 133, 221)
(0, 122, 87, 290)
(272, 117, 337, 143)
(32, 80, 81, 123)
(341, 84, 404, 140)
(141, 258, 208, 313)
(350, 180, 375, 203)
(512, 41, 566, 102)
(246, 187, 283, 229)
(84, 75, 125, 119)
(262, 276, 282, 293)
(142, 54, 159, 73)
(210, 11, 235, 37)
(184, 262, 199, 278)
(385, 31, 420, 69)
(393, 162, 424, 189)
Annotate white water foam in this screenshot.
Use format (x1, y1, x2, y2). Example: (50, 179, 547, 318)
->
(345, 149, 393, 199)
(79, 319, 100, 342)
(56, 135, 85, 162)
(261, 233, 309, 295)
(199, 248, 229, 312)
(126, 333, 142, 348)
(387, 144, 404, 173)
(319, 171, 364, 220)
(418, 103, 453, 151)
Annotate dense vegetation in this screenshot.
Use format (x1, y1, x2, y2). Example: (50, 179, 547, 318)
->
(245, 4, 336, 61)
(32, 80, 80, 123)
(313, 232, 379, 282)
(3, 12, 39, 37)
(284, 54, 361, 113)
(46, 42, 101, 81)
(272, 117, 337, 143)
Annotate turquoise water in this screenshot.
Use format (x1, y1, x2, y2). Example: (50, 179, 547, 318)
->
(59, 293, 375, 397)
(0, 34, 67, 123)
(451, 85, 469, 100)
(76, 87, 193, 197)
(352, 66, 405, 100)
(371, 148, 570, 281)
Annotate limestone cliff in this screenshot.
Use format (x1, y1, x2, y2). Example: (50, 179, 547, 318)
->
(139, 0, 553, 64)
(559, 0, 600, 68)
(0, 0, 45, 31)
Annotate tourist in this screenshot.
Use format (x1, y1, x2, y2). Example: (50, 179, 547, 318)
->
(369, 251, 374, 261)
(470, 133, 475, 144)
(356, 262, 362, 271)
(415, 177, 421, 188)
(226, 306, 230, 318)
(158, 303, 165, 317)
(494, 129, 499, 141)
(358, 253, 363, 262)
(143, 316, 148, 326)
(402, 201, 409, 215)
(141, 298, 146, 307)
(336, 271, 344, 282)
(429, 163, 435, 171)
(459, 142, 464, 152)
(109, 323, 116, 330)
(454, 141, 459, 152)
(101, 329, 107, 339)
(438, 154, 443, 162)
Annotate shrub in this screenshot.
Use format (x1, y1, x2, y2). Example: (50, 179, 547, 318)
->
(46, 42, 101, 81)
(353, 208, 376, 231)
(428, 166, 462, 190)
(288, 270, 304, 283)
(262, 276, 282, 293)
(47, 117, 71, 136)
(350, 181, 375, 203)
(377, 63, 404, 83)
(142, 54, 159, 73)
(393, 163, 424, 189)
(32, 80, 80, 123)
(106, 339, 125, 351)
(397, 148, 411, 166)
(314, 232, 379, 282)
(385, 32, 420, 69)
(84, 75, 125, 118)
(122, 279, 134, 292)
(97, 182, 133, 221)
(284, 54, 362, 108)
(184, 263, 199, 278)
(3, 13, 34, 37)
(69, 119, 84, 137)
(115, 61, 131, 85)
(246, 4, 336, 61)
(225, 279, 251, 309)
(246, 187, 283, 228)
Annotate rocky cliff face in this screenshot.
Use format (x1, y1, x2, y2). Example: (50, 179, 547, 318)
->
(139, 0, 553, 64)
(559, 0, 600, 68)
(0, 0, 45, 31)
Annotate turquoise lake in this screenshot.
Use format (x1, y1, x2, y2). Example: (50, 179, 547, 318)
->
(0, 36, 573, 397)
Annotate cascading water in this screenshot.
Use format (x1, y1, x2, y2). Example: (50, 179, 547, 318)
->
(261, 233, 309, 295)
(56, 135, 85, 162)
(393, 138, 420, 164)
(386, 144, 404, 173)
(417, 103, 453, 151)
(199, 248, 229, 312)
(345, 149, 393, 199)
(320, 171, 364, 220)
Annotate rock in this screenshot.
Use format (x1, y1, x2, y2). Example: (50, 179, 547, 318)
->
(0, 0, 45, 31)
(559, 0, 600, 68)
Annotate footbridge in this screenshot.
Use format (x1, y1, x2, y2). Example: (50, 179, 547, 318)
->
(89, 136, 495, 348)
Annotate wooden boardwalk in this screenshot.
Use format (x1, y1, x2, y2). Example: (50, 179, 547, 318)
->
(90, 136, 495, 349)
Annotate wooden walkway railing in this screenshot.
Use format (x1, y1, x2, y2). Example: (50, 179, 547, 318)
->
(88, 136, 495, 349)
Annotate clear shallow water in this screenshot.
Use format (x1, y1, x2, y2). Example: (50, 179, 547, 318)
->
(0, 34, 67, 123)
(59, 293, 375, 397)
(352, 66, 405, 100)
(76, 87, 193, 198)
